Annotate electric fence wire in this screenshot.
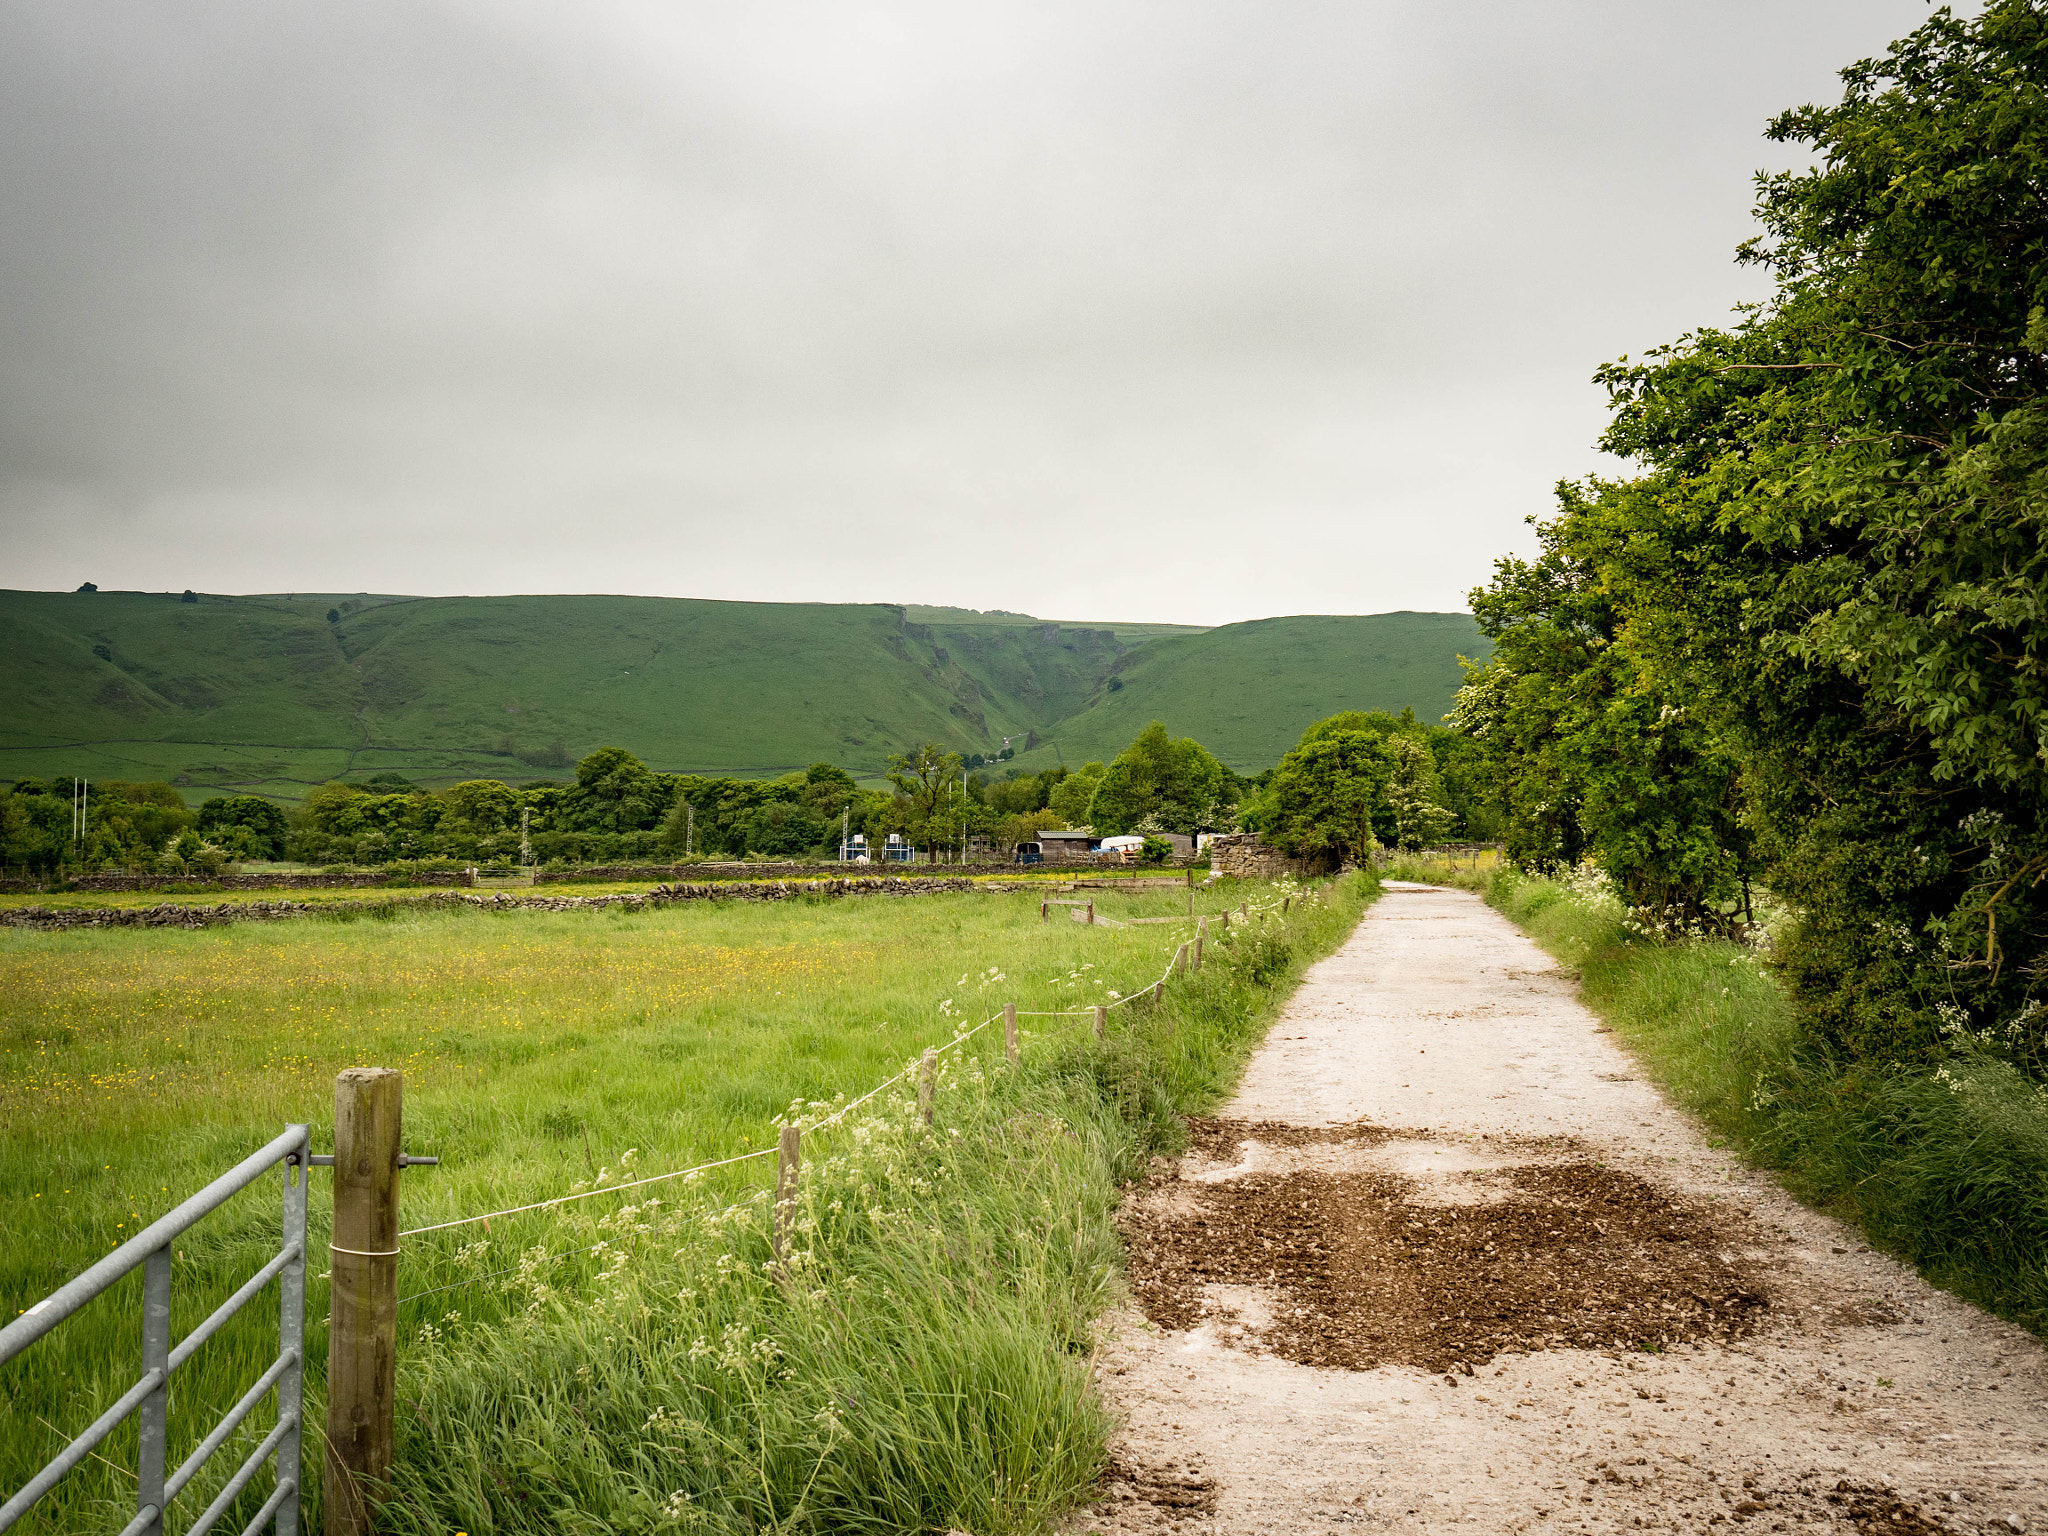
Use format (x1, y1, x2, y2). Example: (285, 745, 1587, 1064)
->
(386, 886, 1306, 1254)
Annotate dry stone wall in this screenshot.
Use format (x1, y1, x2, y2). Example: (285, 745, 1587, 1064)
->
(0, 875, 989, 932)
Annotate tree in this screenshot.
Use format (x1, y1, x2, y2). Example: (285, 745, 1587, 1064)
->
(1047, 763, 1104, 827)
(1385, 736, 1456, 850)
(197, 795, 290, 859)
(885, 743, 964, 858)
(1260, 721, 1396, 867)
(1464, 1, 2048, 1067)
(561, 747, 665, 833)
(1085, 721, 1232, 836)
(442, 780, 520, 833)
(181, 589, 197, 603)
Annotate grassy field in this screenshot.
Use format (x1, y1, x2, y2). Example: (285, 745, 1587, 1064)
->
(1, 871, 1370, 1533)
(0, 868, 1195, 912)
(1385, 853, 2048, 1343)
(1, 588, 1484, 799)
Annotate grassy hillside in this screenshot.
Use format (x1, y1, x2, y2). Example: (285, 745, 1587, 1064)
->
(1014, 612, 1491, 771)
(0, 591, 1484, 799)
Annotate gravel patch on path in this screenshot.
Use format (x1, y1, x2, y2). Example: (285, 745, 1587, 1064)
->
(1080, 883, 2048, 1535)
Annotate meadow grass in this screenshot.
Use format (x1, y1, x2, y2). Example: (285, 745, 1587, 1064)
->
(1385, 853, 2048, 1341)
(1, 871, 1369, 1533)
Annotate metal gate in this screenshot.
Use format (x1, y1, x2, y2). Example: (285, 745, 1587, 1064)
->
(0, 1124, 310, 1536)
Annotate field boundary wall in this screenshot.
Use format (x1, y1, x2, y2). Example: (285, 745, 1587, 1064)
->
(0, 876, 988, 932)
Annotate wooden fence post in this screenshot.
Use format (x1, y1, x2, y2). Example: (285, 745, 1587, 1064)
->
(1195, 917, 1207, 971)
(326, 1068, 402, 1536)
(1283, 896, 1291, 916)
(1219, 910, 1229, 931)
(773, 1124, 802, 1267)
(918, 1050, 937, 1126)
(1186, 867, 1193, 917)
(1086, 900, 1094, 926)
(1093, 1004, 1106, 1041)
(1040, 898, 1048, 923)
(1174, 942, 1188, 976)
(1004, 1002, 1019, 1064)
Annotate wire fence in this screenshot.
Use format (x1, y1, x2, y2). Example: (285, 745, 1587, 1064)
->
(387, 885, 1307, 1302)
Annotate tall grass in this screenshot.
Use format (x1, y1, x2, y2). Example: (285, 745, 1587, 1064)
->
(1385, 854, 2048, 1338)
(1, 872, 1371, 1533)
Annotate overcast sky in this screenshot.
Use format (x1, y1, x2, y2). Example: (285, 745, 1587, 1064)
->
(1, 1, 1948, 625)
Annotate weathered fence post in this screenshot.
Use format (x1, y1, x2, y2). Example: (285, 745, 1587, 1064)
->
(1093, 1004, 1107, 1042)
(1004, 1002, 1019, 1064)
(1086, 900, 1095, 926)
(774, 1124, 802, 1266)
(1195, 917, 1207, 971)
(1283, 896, 1291, 916)
(1040, 898, 1049, 923)
(918, 1049, 937, 1126)
(1219, 910, 1229, 931)
(1186, 867, 1194, 917)
(326, 1068, 402, 1536)
(1174, 941, 1188, 976)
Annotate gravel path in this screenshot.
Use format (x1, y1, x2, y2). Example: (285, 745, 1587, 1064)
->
(1081, 883, 2048, 1535)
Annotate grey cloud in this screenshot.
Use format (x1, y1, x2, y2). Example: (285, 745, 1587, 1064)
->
(1, 1, 1951, 619)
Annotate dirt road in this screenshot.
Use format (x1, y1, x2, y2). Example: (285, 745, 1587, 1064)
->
(1082, 883, 2048, 1534)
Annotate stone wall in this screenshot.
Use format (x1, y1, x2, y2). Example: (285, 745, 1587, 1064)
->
(1206, 833, 1314, 880)
(0, 875, 993, 932)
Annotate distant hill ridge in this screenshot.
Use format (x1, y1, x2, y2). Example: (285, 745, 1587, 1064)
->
(0, 590, 1488, 801)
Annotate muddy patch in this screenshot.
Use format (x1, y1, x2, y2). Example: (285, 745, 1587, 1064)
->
(1123, 1117, 1776, 1372)
(1084, 1454, 1219, 1525)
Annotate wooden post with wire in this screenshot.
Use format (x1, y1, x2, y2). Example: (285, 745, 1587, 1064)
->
(1093, 1004, 1107, 1042)
(326, 1068, 402, 1536)
(1195, 917, 1207, 970)
(918, 1049, 937, 1125)
(1040, 898, 1049, 922)
(1004, 1002, 1019, 1064)
(773, 1124, 802, 1269)
(1174, 941, 1188, 977)
(1086, 900, 1095, 925)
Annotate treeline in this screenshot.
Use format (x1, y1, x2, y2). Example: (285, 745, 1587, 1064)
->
(1453, 2, 2048, 1078)
(0, 709, 1494, 876)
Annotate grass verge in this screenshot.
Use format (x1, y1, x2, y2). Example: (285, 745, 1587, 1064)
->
(1384, 855, 2048, 1341)
(2, 871, 1372, 1533)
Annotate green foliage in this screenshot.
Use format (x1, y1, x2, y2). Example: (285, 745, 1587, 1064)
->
(561, 746, 665, 833)
(1459, 3, 2048, 1069)
(1083, 721, 1232, 836)
(1260, 727, 1393, 867)
(197, 795, 289, 859)
(1046, 763, 1104, 827)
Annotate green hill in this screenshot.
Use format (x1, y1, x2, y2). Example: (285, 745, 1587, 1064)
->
(1013, 612, 1490, 772)
(0, 590, 1486, 801)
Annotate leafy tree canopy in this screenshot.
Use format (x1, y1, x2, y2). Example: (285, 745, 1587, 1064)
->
(1085, 721, 1232, 836)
